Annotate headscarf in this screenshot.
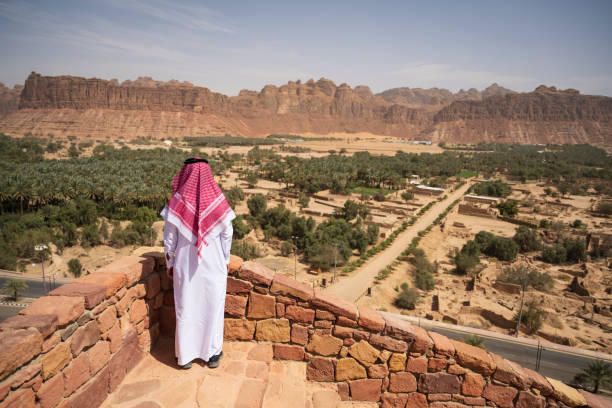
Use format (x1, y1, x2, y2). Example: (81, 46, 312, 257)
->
(161, 158, 235, 258)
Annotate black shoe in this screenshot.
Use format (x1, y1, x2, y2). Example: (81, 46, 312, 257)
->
(180, 361, 192, 369)
(208, 352, 223, 369)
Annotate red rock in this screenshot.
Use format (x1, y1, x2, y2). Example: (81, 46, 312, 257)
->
(63, 352, 90, 396)
(450, 339, 496, 376)
(491, 353, 531, 390)
(275, 303, 285, 317)
(277, 296, 296, 305)
(102, 322, 122, 352)
(388, 372, 417, 393)
(428, 331, 454, 357)
(70, 320, 100, 357)
(380, 392, 409, 408)
(311, 290, 358, 320)
(349, 379, 381, 402)
(227, 277, 253, 294)
(516, 391, 545, 408)
(49, 283, 106, 309)
(96, 305, 117, 333)
(1, 387, 35, 408)
(447, 364, 466, 375)
(87, 341, 110, 375)
(483, 384, 518, 408)
(357, 305, 385, 332)
(159, 305, 176, 337)
(367, 364, 388, 379)
(428, 394, 451, 401)
(247, 344, 273, 362)
(418, 373, 460, 394)
(76, 272, 126, 298)
(336, 316, 357, 328)
(224, 319, 255, 341)
(461, 396, 486, 405)
(225, 294, 247, 317)
(407, 392, 428, 408)
(42, 333, 60, 353)
(333, 326, 354, 339)
(247, 292, 276, 319)
(108, 333, 143, 392)
(235, 378, 266, 408)
(291, 324, 308, 345)
(273, 344, 304, 361)
(129, 299, 148, 325)
(522, 367, 553, 396)
(314, 320, 332, 329)
(353, 330, 370, 341)
(369, 334, 408, 353)
(284, 305, 314, 323)
(0, 314, 57, 339)
(0, 329, 42, 381)
(228, 255, 243, 274)
(20, 296, 84, 327)
(380, 312, 416, 342)
(337, 382, 349, 401)
(343, 338, 355, 346)
(36, 372, 64, 408)
(97, 255, 155, 286)
(315, 309, 335, 320)
(306, 357, 335, 382)
(70, 366, 109, 408)
(406, 356, 428, 373)
(461, 372, 483, 397)
(428, 358, 447, 372)
(145, 274, 160, 299)
(410, 325, 433, 354)
(270, 273, 313, 301)
(238, 261, 274, 286)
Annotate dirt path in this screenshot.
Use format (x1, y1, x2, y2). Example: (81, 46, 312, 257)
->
(325, 182, 473, 302)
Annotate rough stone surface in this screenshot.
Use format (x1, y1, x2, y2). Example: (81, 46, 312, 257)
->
(76, 272, 127, 298)
(369, 334, 408, 353)
(428, 357, 447, 372)
(388, 353, 407, 372)
(225, 294, 248, 317)
(388, 372, 417, 393)
(306, 334, 343, 357)
(380, 392, 409, 408)
(1, 387, 35, 408)
(224, 319, 256, 340)
(410, 324, 433, 354)
(367, 364, 389, 379)
(349, 379, 382, 402)
(41, 340, 72, 380)
(87, 340, 110, 375)
(380, 312, 416, 342)
(483, 384, 519, 408)
(49, 283, 106, 309)
(491, 353, 531, 389)
(238, 261, 275, 286)
(548, 377, 587, 407)
(36, 372, 64, 408)
(406, 356, 428, 373)
(247, 292, 276, 319)
(516, 391, 546, 408)
(20, 296, 84, 327)
(291, 324, 308, 345)
(255, 319, 290, 343)
(63, 352, 90, 396)
(0, 314, 58, 339)
(227, 277, 253, 294)
(70, 365, 109, 408)
(306, 357, 335, 382)
(462, 372, 484, 397)
(0, 329, 43, 381)
(270, 273, 314, 301)
(348, 340, 379, 367)
(70, 320, 100, 356)
(284, 305, 315, 323)
(418, 373, 460, 394)
(336, 357, 367, 381)
(272, 344, 304, 361)
(450, 339, 496, 376)
(523, 367, 554, 396)
(228, 255, 243, 273)
(428, 331, 455, 357)
(311, 290, 358, 320)
(357, 305, 385, 332)
(98, 255, 155, 286)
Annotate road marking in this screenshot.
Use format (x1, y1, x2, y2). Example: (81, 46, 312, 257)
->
(0, 301, 28, 307)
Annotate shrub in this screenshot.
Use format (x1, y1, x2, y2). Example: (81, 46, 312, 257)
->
(394, 283, 419, 310)
(483, 236, 519, 262)
(463, 335, 485, 349)
(231, 240, 260, 260)
(571, 219, 583, 228)
(247, 194, 267, 219)
(542, 245, 567, 264)
(515, 301, 546, 334)
(280, 240, 293, 257)
(512, 226, 541, 252)
(473, 180, 511, 197)
(68, 258, 82, 277)
(497, 200, 518, 217)
(564, 239, 586, 263)
(415, 269, 435, 291)
(232, 216, 250, 239)
(497, 264, 554, 292)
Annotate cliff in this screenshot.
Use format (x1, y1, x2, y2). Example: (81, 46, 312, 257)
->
(0, 83, 22, 115)
(1, 72, 611, 145)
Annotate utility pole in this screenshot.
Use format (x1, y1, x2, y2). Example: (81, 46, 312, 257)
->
(515, 275, 527, 337)
(332, 242, 339, 283)
(292, 235, 298, 280)
(35, 243, 48, 294)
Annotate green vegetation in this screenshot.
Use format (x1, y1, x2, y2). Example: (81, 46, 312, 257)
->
(349, 186, 393, 198)
(497, 264, 554, 292)
(573, 360, 612, 394)
(1, 279, 28, 301)
(68, 258, 83, 278)
(230, 240, 260, 260)
(411, 248, 435, 291)
(512, 226, 541, 252)
(515, 300, 546, 334)
(455, 230, 519, 274)
(463, 334, 485, 349)
(394, 282, 419, 310)
(457, 171, 478, 179)
(541, 239, 586, 264)
(472, 180, 511, 197)
(184, 135, 279, 147)
(497, 200, 518, 216)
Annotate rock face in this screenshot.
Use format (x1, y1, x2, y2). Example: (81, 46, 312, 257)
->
(1, 72, 611, 145)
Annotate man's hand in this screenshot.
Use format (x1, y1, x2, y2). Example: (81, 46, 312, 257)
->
(166, 267, 173, 279)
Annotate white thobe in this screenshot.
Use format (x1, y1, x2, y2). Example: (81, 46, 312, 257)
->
(163, 217, 233, 365)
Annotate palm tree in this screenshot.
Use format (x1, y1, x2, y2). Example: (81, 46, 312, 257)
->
(1, 279, 29, 301)
(574, 360, 612, 393)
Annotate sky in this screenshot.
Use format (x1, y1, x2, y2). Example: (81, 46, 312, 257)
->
(1, 0, 611, 96)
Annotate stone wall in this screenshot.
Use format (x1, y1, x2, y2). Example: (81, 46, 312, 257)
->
(0, 254, 597, 408)
(0, 255, 164, 408)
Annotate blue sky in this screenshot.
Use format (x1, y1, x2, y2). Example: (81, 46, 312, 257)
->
(1, 0, 611, 96)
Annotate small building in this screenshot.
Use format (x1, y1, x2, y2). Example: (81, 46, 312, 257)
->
(464, 194, 501, 205)
(414, 184, 445, 196)
(163, 140, 173, 146)
(412, 140, 432, 145)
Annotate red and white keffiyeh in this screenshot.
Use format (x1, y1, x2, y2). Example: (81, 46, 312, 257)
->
(162, 160, 234, 257)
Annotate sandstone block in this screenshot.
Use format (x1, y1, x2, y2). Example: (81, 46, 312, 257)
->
(284, 305, 315, 323)
(311, 290, 358, 320)
(306, 357, 335, 382)
(450, 339, 496, 376)
(406, 356, 428, 373)
(108, 333, 142, 392)
(306, 334, 343, 356)
(76, 272, 126, 298)
(388, 353, 406, 372)
(357, 305, 385, 332)
(462, 372, 483, 397)
(225, 294, 247, 317)
(1, 388, 35, 408)
(247, 292, 276, 319)
(63, 352, 89, 396)
(336, 357, 366, 381)
(483, 384, 519, 408)
(21, 296, 84, 327)
(410, 324, 433, 354)
(36, 372, 63, 408)
(428, 357, 447, 372)
(159, 305, 175, 337)
(369, 334, 408, 353)
(349, 379, 381, 402)
(275, 303, 285, 317)
(238, 261, 274, 286)
(367, 364, 388, 379)
(523, 367, 553, 396)
(388, 372, 417, 393)
(407, 392, 429, 408)
(0, 314, 57, 339)
(447, 364, 466, 375)
(96, 305, 117, 333)
(491, 353, 531, 390)
(98, 255, 155, 286)
(145, 273, 161, 299)
(547, 377, 587, 407)
(336, 316, 358, 328)
(7, 362, 39, 391)
(70, 366, 109, 408)
(49, 283, 106, 309)
(227, 276, 253, 294)
(516, 391, 545, 408)
(291, 324, 308, 345)
(418, 373, 460, 394)
(315, 320, 332, 329)
(428, 331, 455, 357)
(379, 312, 416, 342)
(380, 392, 409, 408)
(70, 320, 100, 356)
(42, 340, 71, 380)
(87, 341, 110, 375)
(255, 318, 290, 342)
(224, 318, 255, 340)
(0, 329, 43, 381)
(228, 255, 243, 273)
(347, 340, 379, 367)
(102, 322, 122, 352)
(333, 326, 353, 339)
(273, 344, 304, 361)
(270, 273, 314, 301)
(315, 309, 335, 320)
(129, 298, 148, 325)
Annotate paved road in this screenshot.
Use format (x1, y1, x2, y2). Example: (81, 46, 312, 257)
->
(326, 182, 472, 302)
(0, 275, 66, 322)
(411, 318, 611, 386)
